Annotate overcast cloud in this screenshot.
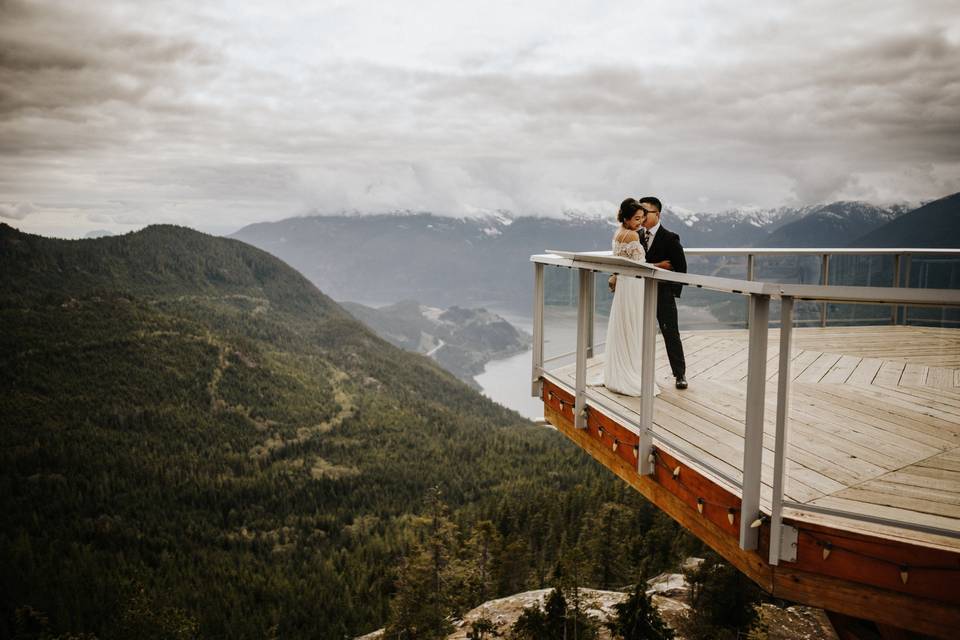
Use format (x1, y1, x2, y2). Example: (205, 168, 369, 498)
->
(1, 0, 959, 237)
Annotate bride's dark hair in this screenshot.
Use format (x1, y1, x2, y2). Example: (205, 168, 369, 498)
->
(618, 198, 643, 224)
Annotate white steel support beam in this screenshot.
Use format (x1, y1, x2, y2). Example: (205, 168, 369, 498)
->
(769, 296, 794, 565)
(531, 262, 545, 397)
(820, 254, 830, 327)
(740, 294, 770, 550)
(891, 254, 901, 325)
(638, 277, 659, 475)
(574, 269, 592, 429)
(586, 273, 596, 359)
(903, 253, 912, 324)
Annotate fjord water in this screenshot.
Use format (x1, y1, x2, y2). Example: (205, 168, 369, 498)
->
(475, 349, 542, 419)
(476, 307, 606, 419)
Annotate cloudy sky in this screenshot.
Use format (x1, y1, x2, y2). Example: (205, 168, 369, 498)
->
(2, 0, 959, 237)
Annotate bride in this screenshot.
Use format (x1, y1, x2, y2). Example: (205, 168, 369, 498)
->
(595, 198, 661, 397)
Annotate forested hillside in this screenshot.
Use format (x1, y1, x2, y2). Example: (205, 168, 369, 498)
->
(0, 224, 688, 639)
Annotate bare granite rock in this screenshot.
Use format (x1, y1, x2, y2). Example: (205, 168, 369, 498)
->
(356, 564, 837, 640)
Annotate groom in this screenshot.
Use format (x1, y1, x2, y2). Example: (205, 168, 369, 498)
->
(639, 197, 688, 389)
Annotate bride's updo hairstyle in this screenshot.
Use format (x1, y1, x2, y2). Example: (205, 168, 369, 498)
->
(618, 198, 643, 225)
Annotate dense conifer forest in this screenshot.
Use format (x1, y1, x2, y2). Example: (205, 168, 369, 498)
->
(0, 224, 692, 639)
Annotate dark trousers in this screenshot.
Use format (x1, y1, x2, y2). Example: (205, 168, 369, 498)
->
(657, 288, 686, 379)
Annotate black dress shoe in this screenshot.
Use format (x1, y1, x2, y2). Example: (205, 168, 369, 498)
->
(675, 376, 688, 390)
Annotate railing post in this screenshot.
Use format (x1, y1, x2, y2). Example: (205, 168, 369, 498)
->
(769, 296, 794, 565)
(586, 273, 596, 359)
(638, 276, 659, 475)
(745, 253, 755, 328)
(820, 254, 830, 327)
(574, 268, 592, 429)
(531, 262, 545, 397)
(891, 253, 901, 325)
(903, 253, 912, 325)
(740, 293, 770, 550)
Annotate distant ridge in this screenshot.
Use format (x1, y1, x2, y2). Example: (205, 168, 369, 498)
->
(230, 200, 917, 312)
(761, 201, 912, 248)
(848, 192, 960, 248)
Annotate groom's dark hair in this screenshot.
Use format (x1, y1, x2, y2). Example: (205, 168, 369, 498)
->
(639, 196, 662, 212)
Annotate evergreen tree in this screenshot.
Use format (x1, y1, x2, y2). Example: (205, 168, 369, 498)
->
(579, 502, 629, 589)
(384, 550, 452, 640)
(467, 617, 500, 639)
(679, 553, 761, 640)
(510, 602, 547, 640)
(542, 588, 569, 640)
(384, 489, 460, 639)
(509, 587, 597, 640)
(463, 520, 499, 604)
(606, 580, 673, 640)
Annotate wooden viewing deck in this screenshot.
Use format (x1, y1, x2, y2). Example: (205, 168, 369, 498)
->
(532, 250, 960, 639)
(549, 326, 960, 549)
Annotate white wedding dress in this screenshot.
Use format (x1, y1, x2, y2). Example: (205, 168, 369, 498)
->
(591, 236, 661, 397)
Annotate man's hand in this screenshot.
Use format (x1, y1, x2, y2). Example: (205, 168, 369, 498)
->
(608, 274, 617, 292)
(654, 260, 673, 270)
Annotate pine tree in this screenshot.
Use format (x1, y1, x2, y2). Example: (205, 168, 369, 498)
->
(510, 587, 597, 640)
(384, 550, 451, 640)
(462, 520, 500, 606)
(384, 488, 460, 639)
(606, 581, 673, 640)
(467, 617, 500, 639)
(578, 501, 638, 589)
(679, 553, 761, 640)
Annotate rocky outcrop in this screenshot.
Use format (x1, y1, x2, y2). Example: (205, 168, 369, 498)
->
(356, 563, 838, 640)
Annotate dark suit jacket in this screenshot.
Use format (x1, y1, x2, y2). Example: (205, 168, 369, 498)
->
(645, 225, 687, 298)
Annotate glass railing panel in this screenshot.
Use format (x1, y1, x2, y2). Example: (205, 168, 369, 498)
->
(904, 254, 960, 327)
(542, 264, 579, 372)
(823, 254, 896, 326)
(754, 254, 825, 327)
(683, 254, 750, 329)
(593, 270, 613, 358)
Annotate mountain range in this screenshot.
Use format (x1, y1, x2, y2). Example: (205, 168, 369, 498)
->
(232, 196, 956, 313)
(849, 192, 960, 248)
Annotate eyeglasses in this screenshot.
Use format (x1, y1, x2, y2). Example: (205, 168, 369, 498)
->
(639, 207, 656, 215)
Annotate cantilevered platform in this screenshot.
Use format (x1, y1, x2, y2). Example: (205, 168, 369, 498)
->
(541, 326, 960, 638)
(549, 326, 960, 551)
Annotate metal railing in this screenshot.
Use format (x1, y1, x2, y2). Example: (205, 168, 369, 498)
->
(530, 248, 960, 563)
(685, 248, 960, 327)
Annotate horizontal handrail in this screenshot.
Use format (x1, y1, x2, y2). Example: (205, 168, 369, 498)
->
(686, 247, 960, 256)
(532, 251, 960, 307)
(782, 500, 960, 540)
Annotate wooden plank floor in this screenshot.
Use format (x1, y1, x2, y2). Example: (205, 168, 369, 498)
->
(549, 326, 960, 550)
